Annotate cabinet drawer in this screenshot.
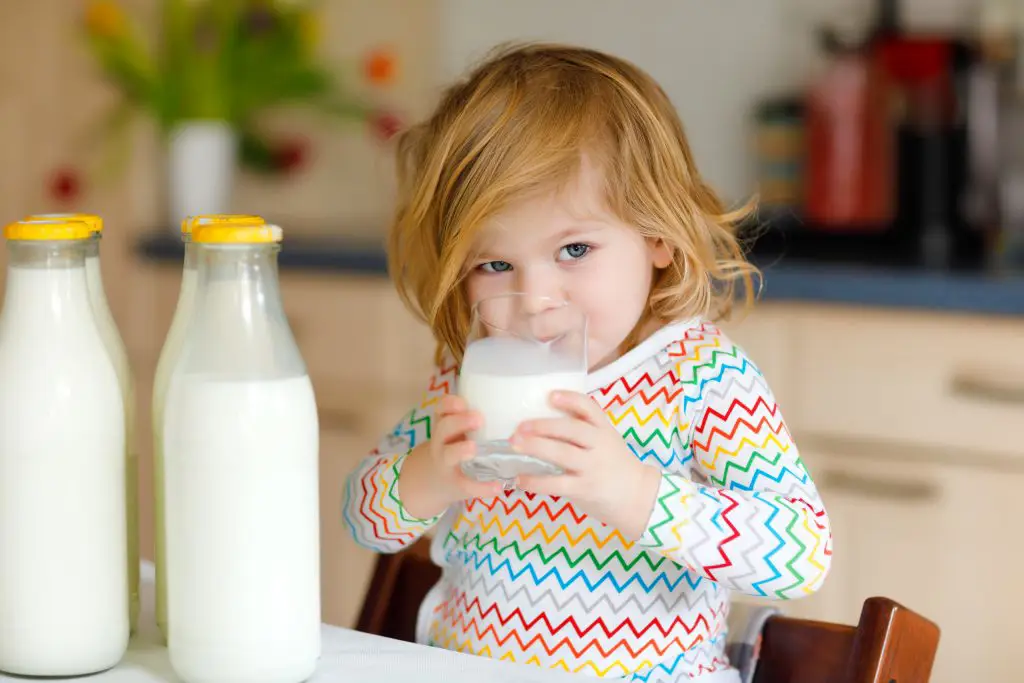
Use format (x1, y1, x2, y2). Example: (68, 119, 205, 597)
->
(792, 307, 1024, 458)
(282, 273, 436, 393)
(282, 274, 389, 386)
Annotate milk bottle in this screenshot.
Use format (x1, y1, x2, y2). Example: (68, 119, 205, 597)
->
(26, 213, 140, 633)
(152, 213, 265, 643)
(163, 220, 320, 683)
(0, 219, 128, 675)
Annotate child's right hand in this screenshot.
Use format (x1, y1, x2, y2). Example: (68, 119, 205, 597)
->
(397, 395, 504, 520)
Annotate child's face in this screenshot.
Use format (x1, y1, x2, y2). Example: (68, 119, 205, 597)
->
(464, 157, 672, 371)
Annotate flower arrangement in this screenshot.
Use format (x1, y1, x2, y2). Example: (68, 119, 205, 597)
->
(82, 0, 398, 175)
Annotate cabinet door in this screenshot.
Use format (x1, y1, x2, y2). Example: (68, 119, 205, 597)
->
(943, 466, 1024, 683)
(794, 446, 1022, 683)
(319, 426, 380, 628)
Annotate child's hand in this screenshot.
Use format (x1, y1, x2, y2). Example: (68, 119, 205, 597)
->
(397, 395, 505, 520)
(510, 390, 662, 539)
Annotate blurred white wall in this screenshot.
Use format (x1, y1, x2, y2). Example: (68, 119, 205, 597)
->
(439, 0, 983, 203)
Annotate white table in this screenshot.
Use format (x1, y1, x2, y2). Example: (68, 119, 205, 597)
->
(0, 563, 581, 683)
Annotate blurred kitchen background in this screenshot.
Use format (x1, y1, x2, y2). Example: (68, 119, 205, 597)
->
(1, 1, 1022, 682)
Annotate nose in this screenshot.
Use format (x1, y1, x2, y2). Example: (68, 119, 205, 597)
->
(514, 267, 564, 314)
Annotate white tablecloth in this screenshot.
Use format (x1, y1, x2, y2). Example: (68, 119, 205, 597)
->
(0, 562, 582, 683)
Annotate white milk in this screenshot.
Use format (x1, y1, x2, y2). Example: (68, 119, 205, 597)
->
(164, 374, 320, 683)
(0, 265, 128, 675)
(151, 261, 197, 640)
(459, 336, 586, 442)
(86, 246, 140, 631)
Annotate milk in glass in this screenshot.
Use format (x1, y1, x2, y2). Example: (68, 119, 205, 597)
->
(460, 336, 586, 441)
(151, 213, 265, 643)
(0, 220, 127, 675)
(163, 220, 320, 683)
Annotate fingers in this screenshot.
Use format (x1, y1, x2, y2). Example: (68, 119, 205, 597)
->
(516, 416, 594, 449)
(509, 433, 583, 472)
(434, 410, 482, 446)
(550, 390, 606, 425)
(457, 475, 505, 500)
(436, 394, 469, 417)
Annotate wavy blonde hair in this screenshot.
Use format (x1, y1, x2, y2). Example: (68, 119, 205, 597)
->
(387, 43, 760, 364)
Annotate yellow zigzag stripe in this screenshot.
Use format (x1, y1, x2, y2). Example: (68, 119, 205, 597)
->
(675, 336, 721, 365)
(700, 432, 791, 471)
(801, 514, 828, 595)
(608, 403, 674, 428)
(660, 489, 692, 556)
(434, 632, 635, 678)
(372, 463, 403, 532)
(453, 514, 635, 549)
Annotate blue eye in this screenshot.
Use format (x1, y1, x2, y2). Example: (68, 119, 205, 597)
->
(479, 260, 513, 273)
(559, 243, 591, 261)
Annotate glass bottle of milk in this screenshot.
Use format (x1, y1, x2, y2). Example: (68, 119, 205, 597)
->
(163, 220, 320, 683)
(151, 213, 265, 644)
(26, 213, 140, 634)
(0, 219, 128, 675)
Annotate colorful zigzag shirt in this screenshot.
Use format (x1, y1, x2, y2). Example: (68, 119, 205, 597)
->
(344, 320, 833, 682)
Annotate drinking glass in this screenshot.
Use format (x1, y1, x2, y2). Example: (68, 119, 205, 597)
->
(458, 293, 587, 484)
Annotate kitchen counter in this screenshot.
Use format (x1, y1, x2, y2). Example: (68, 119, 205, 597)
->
(136, 232, 1024, 317)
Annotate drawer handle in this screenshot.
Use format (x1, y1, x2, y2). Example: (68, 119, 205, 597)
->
(821, 470, 938, 502)
(950, 373, 1024, 405)
(318, 407, 360, 431)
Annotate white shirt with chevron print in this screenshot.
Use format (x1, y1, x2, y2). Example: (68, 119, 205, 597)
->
(344, 320, 833, 682)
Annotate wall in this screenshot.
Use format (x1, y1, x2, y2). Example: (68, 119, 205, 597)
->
(438, 0, 985, 204)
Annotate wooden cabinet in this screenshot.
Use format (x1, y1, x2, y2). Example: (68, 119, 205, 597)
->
(318, 426, 379, 628)
(725, 302, 1024, 683)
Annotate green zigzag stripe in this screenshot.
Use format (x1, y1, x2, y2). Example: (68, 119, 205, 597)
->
(445, 531, 681, 573)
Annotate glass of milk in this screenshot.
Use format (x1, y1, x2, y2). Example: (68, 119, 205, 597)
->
(458, 293, 587, 484)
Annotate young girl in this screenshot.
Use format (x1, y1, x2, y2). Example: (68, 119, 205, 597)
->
(344, 43, 831, 683)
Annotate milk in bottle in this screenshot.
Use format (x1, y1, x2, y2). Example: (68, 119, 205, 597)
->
(152, 213, 265, 643)
(0, 219, 128, 675)
(164, 220, 320, 683)
(26, 212, 140, 633)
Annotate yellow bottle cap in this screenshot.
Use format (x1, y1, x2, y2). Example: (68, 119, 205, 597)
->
(181, 214, 266, 235)
(25, 213, 103, 234)
(192, 222, 283, 244)
(4, 219, 93, 241)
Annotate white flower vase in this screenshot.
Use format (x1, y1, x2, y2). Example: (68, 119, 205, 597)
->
(167, 120, 238, 230)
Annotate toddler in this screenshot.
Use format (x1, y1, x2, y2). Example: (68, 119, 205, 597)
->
(344, 43, 832, 683)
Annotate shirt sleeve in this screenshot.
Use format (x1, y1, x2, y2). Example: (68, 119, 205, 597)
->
(342, 358, 457, 553)
(636, 339, 832, 600)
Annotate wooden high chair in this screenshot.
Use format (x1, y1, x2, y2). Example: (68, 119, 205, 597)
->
(356, 539, 941, 683)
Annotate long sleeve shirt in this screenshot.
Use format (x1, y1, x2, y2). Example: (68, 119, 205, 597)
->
(343, 320, 832, 682)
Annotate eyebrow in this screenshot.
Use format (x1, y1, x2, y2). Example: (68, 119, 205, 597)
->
(469, 223, 607, 264)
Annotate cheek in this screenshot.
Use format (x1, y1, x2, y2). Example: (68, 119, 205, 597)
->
(569, 253, 653, 328)
(464, 273, 502, 308)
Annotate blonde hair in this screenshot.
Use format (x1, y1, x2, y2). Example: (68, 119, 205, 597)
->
(387, 42, 760, 364)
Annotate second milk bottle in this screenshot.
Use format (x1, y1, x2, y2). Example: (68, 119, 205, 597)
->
(151, 213, 266, 643)
(162, 220, 320, 683)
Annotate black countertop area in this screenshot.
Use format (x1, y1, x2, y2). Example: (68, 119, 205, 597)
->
(136, 228, 1024, 317)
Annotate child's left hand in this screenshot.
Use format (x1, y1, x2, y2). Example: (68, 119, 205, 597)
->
(510, 390, 662, 540)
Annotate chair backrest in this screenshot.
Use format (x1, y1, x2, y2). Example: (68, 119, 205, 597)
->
(753, 597, 940, 683)
(357, 541, 940, 683)
(355, 538, 440, 643)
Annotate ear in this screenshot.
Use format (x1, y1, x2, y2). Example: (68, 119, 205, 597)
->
(647, 238, 673, 269)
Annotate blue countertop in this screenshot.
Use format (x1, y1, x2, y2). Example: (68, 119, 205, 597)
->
(136, 233, 1024, 317)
